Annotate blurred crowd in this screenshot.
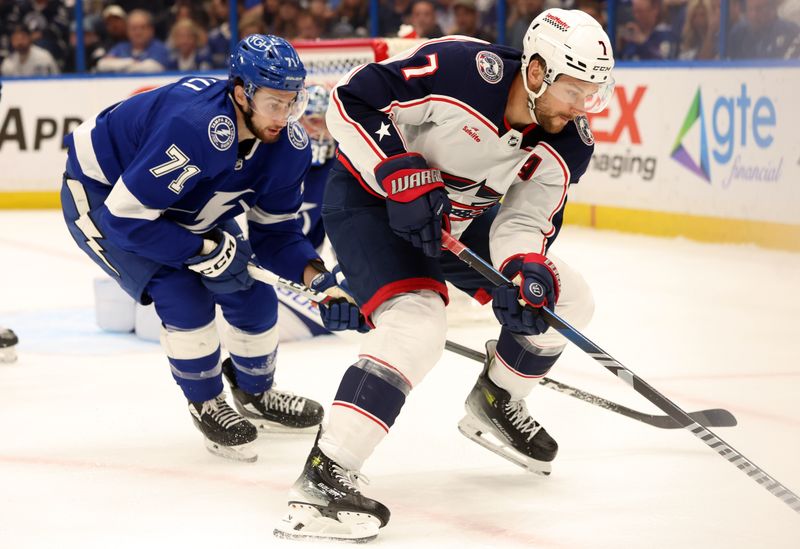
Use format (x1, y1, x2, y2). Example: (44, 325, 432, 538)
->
(0, 0, 797, 76)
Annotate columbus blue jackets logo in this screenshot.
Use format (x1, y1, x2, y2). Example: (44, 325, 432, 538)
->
(288, 122, 309, 150)
(574, 115, 594, 146)
(208, 115, 235, 151)
(476, 51, 503, 84)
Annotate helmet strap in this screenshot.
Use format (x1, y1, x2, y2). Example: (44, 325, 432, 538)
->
(521, 62, 548, 124)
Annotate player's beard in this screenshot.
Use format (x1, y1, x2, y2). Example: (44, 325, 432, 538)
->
(243, 107, 284, 143)
(533, 102, 571, 134)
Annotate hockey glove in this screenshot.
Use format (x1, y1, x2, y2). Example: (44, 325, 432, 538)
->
(491, 253, 561, 336)
(309, 265, 370, 333)
(376, 153, 451, 258)
(185, 229, 255, 294)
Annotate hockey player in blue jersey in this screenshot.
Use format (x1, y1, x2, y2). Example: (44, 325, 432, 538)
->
(275, 9, 616, 541)
(61, 35, 364, 462)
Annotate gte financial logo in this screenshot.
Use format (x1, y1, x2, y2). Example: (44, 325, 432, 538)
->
(587, 85, 657, 181)
(671, 84, 780, 188)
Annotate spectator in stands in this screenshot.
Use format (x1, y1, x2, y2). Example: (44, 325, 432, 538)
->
(168, 19, 212, 71)
(378, 0, 413, 36)
(259, 0, 281, 34)
(618, 0, 678, 60)
(296, 9, 325, 39)
(100, 5, 129, 52)
(1, 24, 59, 76)
(0, 2, 13, 66)
(781, 0, 800, 26)
(207, 0, 238, 69)
(409, 0, 445, 38)
(664, 0, 689, 37)
(274, 0, 302, 39)
(96, 9, 171, 73)
(11, 0, 70, 68)
(507, 0, 545, 49)
(239, 10, 266, 38)
(451, 0, 496, 41)
(678, 0, 717, 59)
(64, 16, 106, 73)
(330, 0, 370, 38)
(438, 0, 457, 34)
(308, 0, 334, 37)
(728, 0, 800, 59)
(575, 0, 606, 28)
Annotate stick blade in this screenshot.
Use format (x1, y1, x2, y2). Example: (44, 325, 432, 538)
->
(688, 408, 738, 427)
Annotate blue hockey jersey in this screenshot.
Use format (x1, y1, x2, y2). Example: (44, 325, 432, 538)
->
(327, 37, 594, 264)
(64, 76, 317, 283)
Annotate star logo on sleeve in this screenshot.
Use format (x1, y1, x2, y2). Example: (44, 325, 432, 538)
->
(375, 122, 391, 141)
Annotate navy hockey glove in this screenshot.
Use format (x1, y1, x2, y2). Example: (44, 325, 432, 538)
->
(185, 230, 255, 294)
(491, 253, 561, 335)
(376, 153, 451, 258)
(309, 266, 370, 332)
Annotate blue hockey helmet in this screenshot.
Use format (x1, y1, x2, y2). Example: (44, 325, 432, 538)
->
(229, 34, 307, 97)
(303, 84, 330, 118)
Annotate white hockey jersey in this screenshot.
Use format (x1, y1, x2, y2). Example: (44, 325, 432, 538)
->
(326, 37, 594, 267)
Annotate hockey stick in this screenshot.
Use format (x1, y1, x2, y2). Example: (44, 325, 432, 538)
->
(249, 262, 733, 429)
(249, 264, 735, 430)
(441, 230, 800, 514)
(247, 264, 333, 305)
(444, 339, 736, 429)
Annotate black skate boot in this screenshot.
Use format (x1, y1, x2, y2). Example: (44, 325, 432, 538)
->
(458, 340, 558, 475)
(222, 358, 323, 433)
(188, 393, 258, 462)
(274, 430, 390, 543)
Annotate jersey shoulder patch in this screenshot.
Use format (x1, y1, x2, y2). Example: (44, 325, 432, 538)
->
(287, 122, 309, 150)
(475, 50, 504, 84)
(573, 116, 594, 146)
(208, 115, 236, 151)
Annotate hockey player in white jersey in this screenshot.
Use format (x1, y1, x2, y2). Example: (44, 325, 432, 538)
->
(274, 9, 615, 542)
(61, 35, 365, 462)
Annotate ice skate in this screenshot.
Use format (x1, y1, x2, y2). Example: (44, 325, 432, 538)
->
(0, 327, 18, 363)
(188, 393, 258, 462)
(274, 431, 390, 543)
(222, 358, 323, 433)
(458, 340, 558, 475)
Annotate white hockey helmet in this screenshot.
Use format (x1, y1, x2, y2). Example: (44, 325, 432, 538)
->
(521, 9, 615, 117)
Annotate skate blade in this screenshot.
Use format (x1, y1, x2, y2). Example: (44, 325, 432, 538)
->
(458, 415, 551, 476)
(203, 438, 258, 463)
(273, 503, 379, 543)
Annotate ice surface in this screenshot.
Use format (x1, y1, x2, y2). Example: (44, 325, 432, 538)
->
(1, 211, 799, 548)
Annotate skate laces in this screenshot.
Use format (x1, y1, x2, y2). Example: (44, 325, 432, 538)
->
(201, 394, 248, 429)
(264, 389, 306, 415)
(505, 400, 543, 442)
(330, 462, 369, 494)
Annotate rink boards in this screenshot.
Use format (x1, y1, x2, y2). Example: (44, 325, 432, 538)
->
(0, 61, 798, 250)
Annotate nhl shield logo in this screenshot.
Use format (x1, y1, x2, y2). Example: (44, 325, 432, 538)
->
(476, 51, 503, 84)
(574, 115, 595, 146)
(288, 122, 309, 150)
(208, 115, 235, 151)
